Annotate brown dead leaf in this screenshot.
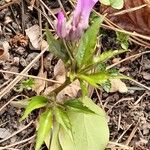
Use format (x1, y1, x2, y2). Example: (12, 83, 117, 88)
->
(57, 80, 80, 102)
(0, 41, 10, 60)
(43, 60, 66, 95)
(33, 67, 47, 95)
(110, 79, 128, 93)
(44, 60, 80, 102)
(10, 33, 28, 47)
(25, 25, 40, 49)
(101, 0, 150, 35)
(25, 25, 48, 50)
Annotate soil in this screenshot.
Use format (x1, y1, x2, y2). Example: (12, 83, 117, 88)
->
(0, 0, 150, 150)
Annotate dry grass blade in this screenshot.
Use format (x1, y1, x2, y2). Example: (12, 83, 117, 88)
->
(125, 121, 139, 146)
(0, 135, 35, 150)
(107, 141, 133, 150)
(0, 70, 61, 84)
(111, 4, 147, 16)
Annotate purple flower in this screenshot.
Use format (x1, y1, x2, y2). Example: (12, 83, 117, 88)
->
(56, 0, 98, 40)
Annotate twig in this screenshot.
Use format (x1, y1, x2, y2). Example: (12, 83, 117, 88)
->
(125, 121, 139, 145)
(106, 51, 150, 69)
(111, 4, 147, 16)
(0, 70, 61, 84)
(0, 135, 35, 150)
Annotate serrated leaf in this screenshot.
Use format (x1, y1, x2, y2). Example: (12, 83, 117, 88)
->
(78, 72, 110, 88)
(46, 26, 68, 62)
(93, 49, 127, 64)
(48, 123, 62, 150)
(64, 99, 95, 114)
(76, 18, 102, 68)
(79, 80, 88, 96)
(35, 110, 53, 150)
(54, 107, 71, 132)
(59, 97, 109, 150)
(20, 96, 47, 121)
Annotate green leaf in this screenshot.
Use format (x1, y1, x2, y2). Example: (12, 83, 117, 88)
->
(59, 97, 109, 150)
(110, 0, 124, 9)
(64, 99, 95, 114)
(79, 80, 88, 96)
(100, 0, 124, 9)
(20, 96, 48, 121)
(59, 127, 76, 150)
(35, 110, 53, 150)
(22, 78, 35, 89)
(78, 72, 110, 88)
(46, 26, 68, 62)
(116, 32, 129, 50)
(76, 17, 103, 68)
(48, 123, 62, 150)
(96, 63, 106, 72)
(93, 49, 127, 64)
(100, 0, 110, 5)
(54, 107, 71, 132)
(101, 80, 111, 92)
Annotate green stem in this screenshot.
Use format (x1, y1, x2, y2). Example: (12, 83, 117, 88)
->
(63, 40, 74, 63)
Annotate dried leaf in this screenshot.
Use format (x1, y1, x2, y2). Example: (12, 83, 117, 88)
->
(25, 25, 40, 49)
(57, 80, 80, 102)
(33, 67, 47, 95)
(0, 41, 10, 60)
(110, 78, 128, 93)
(101, 0, 150, 35)
(0, 128, 11, 139)
(44, 60, 80, 102)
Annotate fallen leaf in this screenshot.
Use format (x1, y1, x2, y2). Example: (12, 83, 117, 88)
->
(101, 0, 150, 35)
(0, 128, 11, 139)
(25, 25, 40, 49)
(110, 78, 128, 93)
(0, 41, 10, 60)
(57, 80, 80, 102)
(44, 60, 80, 102)
(33, 67, 47, 95)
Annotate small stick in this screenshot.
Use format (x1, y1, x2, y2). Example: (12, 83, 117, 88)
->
(0, 70, 61, 84)
(0, 135, 35, 150)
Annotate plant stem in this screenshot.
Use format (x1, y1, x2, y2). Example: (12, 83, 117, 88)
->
(47, 77, 71, 97)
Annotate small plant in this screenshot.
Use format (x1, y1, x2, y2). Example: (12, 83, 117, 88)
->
(21, 0, 127, 150)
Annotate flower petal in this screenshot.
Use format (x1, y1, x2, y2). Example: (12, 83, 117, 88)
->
(57, 11, 65, 37)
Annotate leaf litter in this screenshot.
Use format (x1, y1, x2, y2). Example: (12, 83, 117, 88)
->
(0, 0, 150, 149)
